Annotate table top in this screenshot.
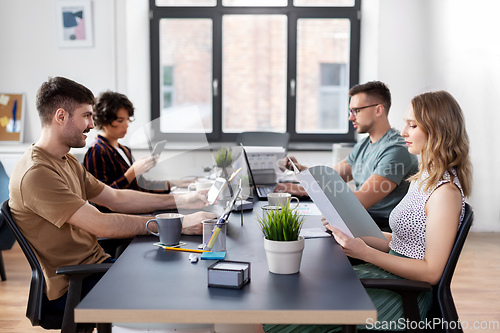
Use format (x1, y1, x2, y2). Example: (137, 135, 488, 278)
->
(75, 201, 376, 325)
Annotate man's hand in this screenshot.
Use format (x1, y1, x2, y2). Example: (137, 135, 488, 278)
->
(278, 156, 306, 172)
(182, 211, 217, 235)
(273, 183, 309, 197)
(176, 190, 210, 209)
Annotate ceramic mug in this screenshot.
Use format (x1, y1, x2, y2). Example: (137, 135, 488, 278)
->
(146, 213, 183, 246)
(267, 192, 299, 209)
(188, 179, 214, 192)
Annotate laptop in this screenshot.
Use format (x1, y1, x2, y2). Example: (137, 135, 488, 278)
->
(240, 144, 278, 200)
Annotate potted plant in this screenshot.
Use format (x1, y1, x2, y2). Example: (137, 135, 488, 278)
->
(215, 148, 232, 168)
(257, 203, 306, 274)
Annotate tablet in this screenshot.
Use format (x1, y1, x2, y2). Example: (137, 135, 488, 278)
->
(152, 140, 167, 157)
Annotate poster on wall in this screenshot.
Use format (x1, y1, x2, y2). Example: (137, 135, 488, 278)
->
(55, 0, 94, 48)
(0, 93, 25, 142)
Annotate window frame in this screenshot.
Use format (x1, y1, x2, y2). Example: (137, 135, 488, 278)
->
(149, 0, 361, 144)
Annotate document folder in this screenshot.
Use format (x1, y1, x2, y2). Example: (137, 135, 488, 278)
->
(292, 163, 386, 240)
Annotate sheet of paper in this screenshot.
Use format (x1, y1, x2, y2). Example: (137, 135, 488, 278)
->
(299, 228, 331, 239)
(0, 94, 9, 106)
(296, 202, 322, 216)
(296, 169, 353, 238)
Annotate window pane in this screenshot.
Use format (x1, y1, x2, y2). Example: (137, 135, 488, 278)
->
(222, 15, 287, 133)
(296, 19, 350, 134)
(156, 0, 216, 6)
(294, 0, 355, 6)
(223, 0, 287, 6)
(159, 19, 213, 133)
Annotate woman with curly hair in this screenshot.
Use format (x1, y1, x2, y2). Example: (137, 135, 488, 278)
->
(84, 91, 191, 212)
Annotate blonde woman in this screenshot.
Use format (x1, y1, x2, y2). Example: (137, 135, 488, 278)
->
(263, 90, 472, 332)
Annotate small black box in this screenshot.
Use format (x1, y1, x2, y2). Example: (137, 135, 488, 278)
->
(207, 260, 251, 289)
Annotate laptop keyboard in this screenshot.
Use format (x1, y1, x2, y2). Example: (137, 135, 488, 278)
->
(256, 185, 276, 197)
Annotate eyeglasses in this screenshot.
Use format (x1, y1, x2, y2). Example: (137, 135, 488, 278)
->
(348, 104, 380, 116)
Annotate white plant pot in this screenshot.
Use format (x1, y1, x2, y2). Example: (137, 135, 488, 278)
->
(263, 236, 305, 274)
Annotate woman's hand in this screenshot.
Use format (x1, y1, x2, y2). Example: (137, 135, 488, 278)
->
(324, 222, 371, 261)
(131, 155, 158, 177)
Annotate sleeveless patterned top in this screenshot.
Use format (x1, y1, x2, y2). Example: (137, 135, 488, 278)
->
(388, 169, 465, 260)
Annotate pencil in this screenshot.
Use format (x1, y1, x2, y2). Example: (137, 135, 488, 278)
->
(207, 227, 222, 249)
(228, 168, 242, 181)
(156, 244, 209, 253)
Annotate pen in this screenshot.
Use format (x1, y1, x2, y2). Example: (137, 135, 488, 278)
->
(155, 244, 209, 253)
(12, 100, 17, 130)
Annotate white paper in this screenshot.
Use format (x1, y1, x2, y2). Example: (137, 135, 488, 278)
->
(296, 202, 322, 216)
(296, 169, 353, 238)
(0, 94, 9, 106)
(299, 228, 331, 238)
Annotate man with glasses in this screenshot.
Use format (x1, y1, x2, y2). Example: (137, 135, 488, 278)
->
(277, 81, 418, 232)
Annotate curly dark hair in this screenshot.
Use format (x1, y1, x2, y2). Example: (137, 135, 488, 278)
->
(93, 91, 134, 130)
(349, 81, 392, 114)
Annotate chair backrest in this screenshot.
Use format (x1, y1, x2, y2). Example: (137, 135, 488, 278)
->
(436, 202, 474, 330)
(0, 162, 15, 251)
(1, 200, 44, 326)
(236, 131, 290, 153)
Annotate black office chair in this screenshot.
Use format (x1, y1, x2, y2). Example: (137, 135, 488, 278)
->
(1, 200, 112, 333)
(360, 203, 474, 333)
(236, 131, 290, 153)
(0, 161, 15, 281)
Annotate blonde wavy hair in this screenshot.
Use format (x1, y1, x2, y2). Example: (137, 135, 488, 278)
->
(408, 91, 472, 197)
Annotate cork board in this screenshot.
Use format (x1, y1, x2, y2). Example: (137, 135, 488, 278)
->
(0, 93, 24, 142)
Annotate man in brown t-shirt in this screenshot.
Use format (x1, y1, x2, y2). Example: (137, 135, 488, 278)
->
(8, 77, 216, 311)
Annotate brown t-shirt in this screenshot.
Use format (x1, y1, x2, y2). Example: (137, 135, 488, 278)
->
(9, 145, 108, 300)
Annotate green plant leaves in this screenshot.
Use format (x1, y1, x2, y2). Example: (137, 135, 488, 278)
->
(215, 148, 233, 168)
(257, 203, 305, 242)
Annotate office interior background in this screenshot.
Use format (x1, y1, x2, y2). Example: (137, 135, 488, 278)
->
(0, 0, 499, 233)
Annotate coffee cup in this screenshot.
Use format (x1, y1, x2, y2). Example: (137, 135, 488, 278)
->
(267, 192, 299, 209)
(261, 205, 282, 213)
(146, 213, 183, 246)
(188, 179, 214, 192)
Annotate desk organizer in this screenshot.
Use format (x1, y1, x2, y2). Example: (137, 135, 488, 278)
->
(207, 260, 251, 289)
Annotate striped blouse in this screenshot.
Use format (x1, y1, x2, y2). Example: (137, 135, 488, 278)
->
(83, 135, 169, 211)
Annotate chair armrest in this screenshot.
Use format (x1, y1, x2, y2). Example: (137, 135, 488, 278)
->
(56, 263, 112, 276)
(360, 278, 432, 293)
(56, 263, 112, 333)
(98, 237, 133, 259)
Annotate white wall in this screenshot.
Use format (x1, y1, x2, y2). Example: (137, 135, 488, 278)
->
(0, 0, 498, 230)
(0, 0, 119, 144)
(360, 0, 500, 231)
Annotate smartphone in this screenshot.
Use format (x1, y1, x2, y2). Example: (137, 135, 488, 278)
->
(206, 177, 227, 205)
(152, 140, 167, 157)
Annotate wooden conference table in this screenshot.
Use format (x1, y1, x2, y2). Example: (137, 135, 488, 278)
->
(75, 201, 376, 332)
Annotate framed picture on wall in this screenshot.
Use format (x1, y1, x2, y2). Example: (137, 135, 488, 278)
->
(55, 0, 94, 48)
(0, 93, 25, 143)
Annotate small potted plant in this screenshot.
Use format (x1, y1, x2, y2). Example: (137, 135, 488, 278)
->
(213, 148, 233, 177)
(257, 203, 306, 274)
(215, 148, 232, 168)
